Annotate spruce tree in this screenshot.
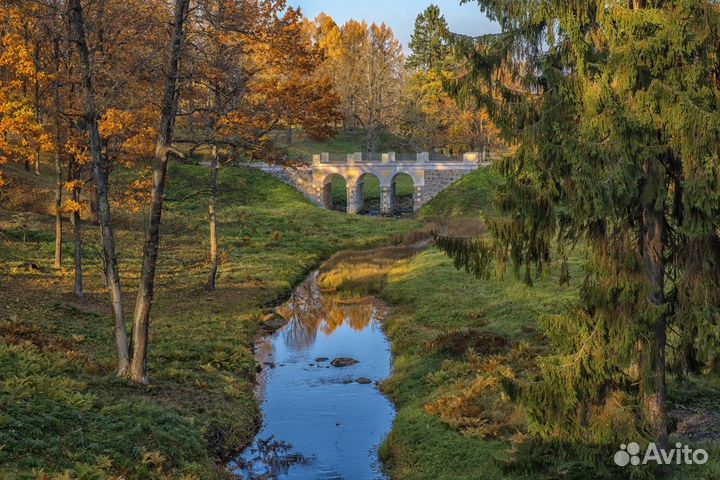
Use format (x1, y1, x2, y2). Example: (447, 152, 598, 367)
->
(406, 4, 451, 71)
(440, 0, 720, 454)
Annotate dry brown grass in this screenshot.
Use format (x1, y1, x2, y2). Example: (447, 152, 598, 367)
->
(318, 241, 426, 296)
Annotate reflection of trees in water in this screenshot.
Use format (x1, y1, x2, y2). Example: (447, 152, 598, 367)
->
(235, 436, 307, 479)
(278, 272, 375, 351)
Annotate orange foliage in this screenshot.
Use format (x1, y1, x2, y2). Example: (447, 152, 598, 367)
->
(0, 3, 52, 184)
(183, 0, 339, 160)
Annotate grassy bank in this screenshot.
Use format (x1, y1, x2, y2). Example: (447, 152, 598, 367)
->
(318, 166, 720, 480)
(319, 244, 582, 479)
(417, 165, 503, 221)
(0, 162, 416, 479)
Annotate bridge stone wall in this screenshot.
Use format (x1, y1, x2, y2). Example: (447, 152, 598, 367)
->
(243, 152, 486, 215)
(422, 170, 471, 205)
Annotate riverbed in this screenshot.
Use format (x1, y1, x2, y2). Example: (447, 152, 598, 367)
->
(230, 271, 395, 479)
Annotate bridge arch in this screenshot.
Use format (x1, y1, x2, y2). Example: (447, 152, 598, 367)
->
(387, 172, 415, 214)
(355, 172, 382, 214)
(321, 173, 347, 212)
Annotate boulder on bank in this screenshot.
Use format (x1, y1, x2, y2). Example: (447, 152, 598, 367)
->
(330, 357, 359, 368)
(259, 312, 288, 333)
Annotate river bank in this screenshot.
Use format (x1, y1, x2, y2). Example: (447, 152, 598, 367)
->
(318, 239, 720, 480)
(314, 243, 580, 479)
(0, 163, 416, 479)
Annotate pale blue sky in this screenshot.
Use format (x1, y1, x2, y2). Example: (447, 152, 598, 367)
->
(289, 0, 499, 51)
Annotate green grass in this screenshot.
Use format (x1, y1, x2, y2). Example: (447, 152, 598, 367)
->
(321, 245, 581, 479)
(417, 165, 504, 220)
(0, 162, 417, 479)
(316, 159, 720, 479)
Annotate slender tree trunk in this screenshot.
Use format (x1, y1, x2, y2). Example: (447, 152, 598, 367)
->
(641, 157, 668, 449)
(71, 173, 83, 298)
(129, 0, 190, 384)
(53, 154, 62, 267)
(53, 39, 63, 269)
(206, 145, 219, 292)
(34, 42, 41, 176)
(68, 0, 129, 375)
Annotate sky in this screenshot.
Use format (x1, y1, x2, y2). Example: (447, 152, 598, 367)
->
(288, 0, 499, 51)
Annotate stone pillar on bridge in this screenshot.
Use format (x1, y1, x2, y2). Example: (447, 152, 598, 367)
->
(380, 185, 395, 215)
(381, 152, 395, 164)
(413, 169, 426, 211)
(347, 179, 363, 214)
(413, 186, 425, 211)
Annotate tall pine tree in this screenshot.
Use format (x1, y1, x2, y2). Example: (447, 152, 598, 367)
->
(440, 0, 720, 456)
(406, 4, 450, 71)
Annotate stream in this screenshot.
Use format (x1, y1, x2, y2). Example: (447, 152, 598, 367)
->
(230, 271, 395, 479)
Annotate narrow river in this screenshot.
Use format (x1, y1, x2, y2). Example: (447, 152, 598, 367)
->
(231, 271, 395, 479)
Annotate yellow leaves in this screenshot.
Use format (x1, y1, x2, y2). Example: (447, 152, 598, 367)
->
(60, 200, 86, 216)
(100, 108, 157, 165)
(64, 180, 84, 192)
(112, 177, 152, 215)
(64, 139, 90, 166)
(99, 109, 135, 138)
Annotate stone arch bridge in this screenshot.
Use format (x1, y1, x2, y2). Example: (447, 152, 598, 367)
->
(247, 152, 486, 215)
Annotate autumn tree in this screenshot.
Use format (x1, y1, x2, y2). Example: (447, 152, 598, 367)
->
(0, 3, 52, 199)
(182, 0, 338, 292)
(67, 0, 190, 382)
(313, 16, 403, 152)
(129, 0, 190, 384)
(439, 0, 720, 464)
(401, 4, 500, 156)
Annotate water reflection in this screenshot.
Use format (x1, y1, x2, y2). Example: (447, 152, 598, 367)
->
(233, 271, 394, 480)
(277, 273, 375, 351)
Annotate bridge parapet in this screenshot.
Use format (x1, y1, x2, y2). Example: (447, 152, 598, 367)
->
(312, 151, 484, 165)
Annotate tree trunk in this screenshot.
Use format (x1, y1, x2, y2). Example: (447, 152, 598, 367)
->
(53, 39, 63, 269)
(53, 152, 62, 268)
(206, 146, 219, 292)
(34, 42, 41, 176)
(129, 0, 190, 385)
(641, 157, 668, 449)
(68, 0, 129, 376)
(71, 178, 83, 298)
